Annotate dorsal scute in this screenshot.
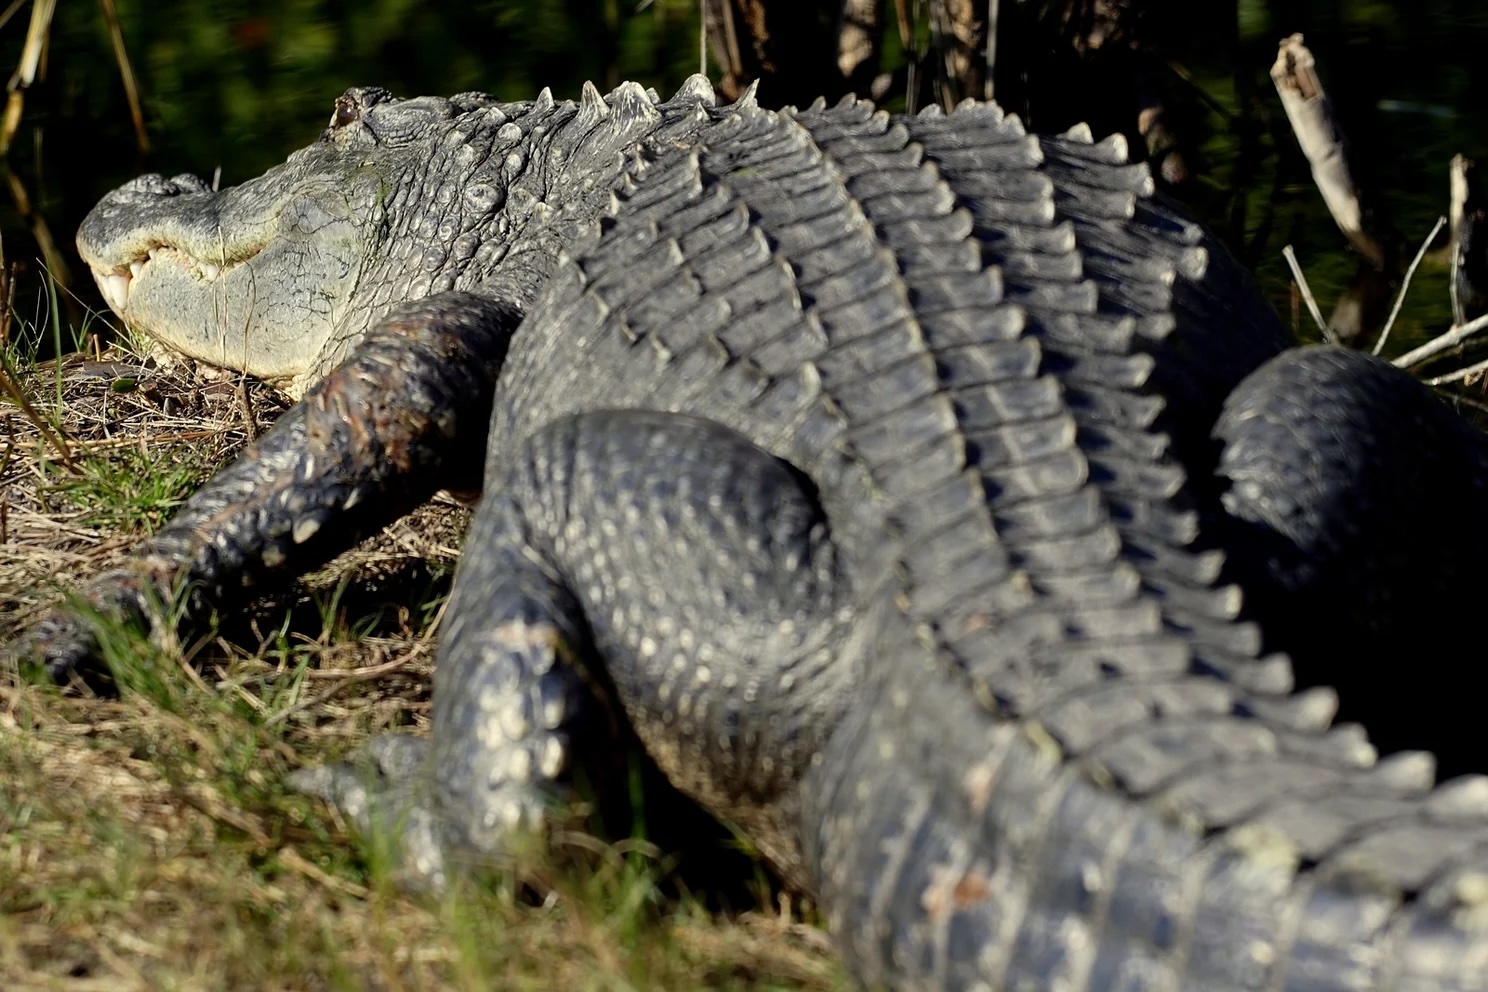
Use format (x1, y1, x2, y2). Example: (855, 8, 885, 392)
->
(669, 73, 718, 109)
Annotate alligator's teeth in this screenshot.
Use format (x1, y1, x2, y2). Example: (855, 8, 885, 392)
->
(95, 271, 131, 314)
(201, 263, 220, 281)
(129, 260, 143, 279)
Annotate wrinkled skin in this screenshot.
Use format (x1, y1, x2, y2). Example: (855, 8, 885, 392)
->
(78, 82, 699, 396)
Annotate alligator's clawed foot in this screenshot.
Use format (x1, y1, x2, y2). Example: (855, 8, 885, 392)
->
(9, 566, 161, 687)
(290, 732, 557, 893)
(290, 736, 455, 891)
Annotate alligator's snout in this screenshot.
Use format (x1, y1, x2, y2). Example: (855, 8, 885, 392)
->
(78, 173, 237, 319)
(74, 147, 371, 389)
(79, 173, 216, 256)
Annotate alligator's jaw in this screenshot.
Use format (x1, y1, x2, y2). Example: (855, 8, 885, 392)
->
(77, 164, 367, 392)
(82, 232, 344, 388)
(91, 245, 229, 317)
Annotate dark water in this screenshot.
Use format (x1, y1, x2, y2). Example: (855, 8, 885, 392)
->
(0, 0, 1485, 355)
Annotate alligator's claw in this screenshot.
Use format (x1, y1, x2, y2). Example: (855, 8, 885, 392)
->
(10, 566, 159, 686)
(291, 731, 560, 893)
(290, 736, 456, 892)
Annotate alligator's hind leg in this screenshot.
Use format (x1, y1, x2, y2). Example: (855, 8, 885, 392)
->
(292, 409, 858, 889)
(1213, 344, 1488, 774)
(16, 292, 522, 683)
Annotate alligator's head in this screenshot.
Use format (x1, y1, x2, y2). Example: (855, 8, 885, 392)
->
(78, 78, 719, 396)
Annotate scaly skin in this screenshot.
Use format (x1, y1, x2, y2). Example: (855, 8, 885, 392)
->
(18, 293, 520, 681)
(41, 79, 727, 676)
(21, 78, 1488, 989)
(76, 79, 719, 397)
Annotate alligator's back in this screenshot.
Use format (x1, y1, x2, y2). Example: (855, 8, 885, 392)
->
(488, 97, 1488, 989)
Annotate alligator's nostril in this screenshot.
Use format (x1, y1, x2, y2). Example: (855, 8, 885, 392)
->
(165, 173, 212, 196)
(119, 173, 212, 198)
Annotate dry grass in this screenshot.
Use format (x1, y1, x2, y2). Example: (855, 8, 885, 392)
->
(0, 341, 843, 991)
(1, 349, 286, 621)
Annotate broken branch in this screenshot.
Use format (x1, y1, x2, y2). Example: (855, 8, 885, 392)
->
(1270, 34, 1385, 270)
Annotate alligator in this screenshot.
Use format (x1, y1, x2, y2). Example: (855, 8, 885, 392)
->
(19, 76, 1488, 988)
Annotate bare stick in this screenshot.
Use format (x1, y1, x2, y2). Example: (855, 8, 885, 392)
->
(1, 164, 71, 295)
(984, 0, 997, 101)
(1270, 34, 1385, 270)
(1282, 244, 1335, 342)
(699, 0, 708, 77)
(0, 0, 30, 33)
(1393, 311, 1488, 369)
(0, 363, 75, 471)
(1451, 155, 1471, 325)
(1426, 355, 1488, 387)
(1, 0, 56, 155)
(1372, 215, 1445, 356)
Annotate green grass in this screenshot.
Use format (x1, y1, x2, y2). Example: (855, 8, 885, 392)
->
(0, 340, 843, 991)
(48, 444, 218, 533)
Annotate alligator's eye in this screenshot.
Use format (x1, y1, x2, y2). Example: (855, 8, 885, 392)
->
(327, 87, 394, 133)
(330, 94, 361, 130)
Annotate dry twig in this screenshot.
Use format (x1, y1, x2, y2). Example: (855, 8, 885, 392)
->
(1372, 215, 1446, 356)
(1394, 310, 1488, 369)
(1281, 245, 1334, 343)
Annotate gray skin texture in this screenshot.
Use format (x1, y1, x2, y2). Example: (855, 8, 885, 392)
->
(78, 80, 703, 397)
(33, 77, 1488, 988)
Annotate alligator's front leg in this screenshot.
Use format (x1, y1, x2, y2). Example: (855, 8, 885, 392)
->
(18, 291, 523, 682)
